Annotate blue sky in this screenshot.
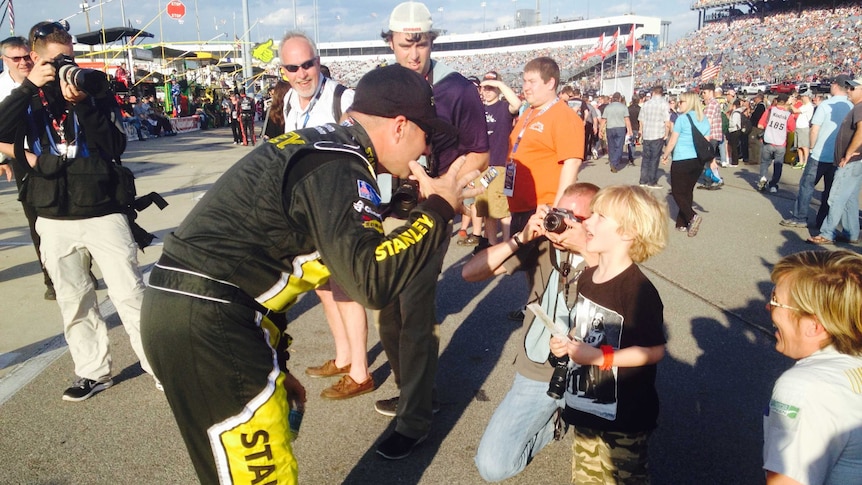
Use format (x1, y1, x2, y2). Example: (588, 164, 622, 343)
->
(8, 0, 699, 46)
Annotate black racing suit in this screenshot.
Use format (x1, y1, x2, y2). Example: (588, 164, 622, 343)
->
(140, 121, 454, 485)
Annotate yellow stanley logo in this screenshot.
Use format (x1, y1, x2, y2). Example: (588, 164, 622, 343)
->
(270, 132, 305, 149)
(375, 214, 434, 261)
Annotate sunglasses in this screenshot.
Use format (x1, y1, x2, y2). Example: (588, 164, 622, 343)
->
(768, 288, 800, 312)
(3, 54, 32, 64)
(416, 123, 432, 146)
(282, 57, 318, 73)
(33, 22, 68, 41)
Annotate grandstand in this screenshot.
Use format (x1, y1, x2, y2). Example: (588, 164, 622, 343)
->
(322, 14, 663, 88)
(691, 0, 852, 26)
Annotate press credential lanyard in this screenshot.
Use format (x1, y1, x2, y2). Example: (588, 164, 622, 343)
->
(503, 98, 559, 197)
(300, 77, 327, 129)
(38, 88, 78, 158)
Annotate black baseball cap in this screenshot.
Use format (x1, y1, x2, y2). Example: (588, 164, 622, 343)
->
(833, 74, 852, 86)
(351, 64, 457, 139)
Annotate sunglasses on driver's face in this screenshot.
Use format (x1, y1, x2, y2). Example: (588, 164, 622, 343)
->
(282, 57, 318, 73)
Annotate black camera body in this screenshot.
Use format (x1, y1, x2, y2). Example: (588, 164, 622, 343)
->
(543, 208, 571, 234)
(390, 179, 420, 219)
(51, 54, 110, 97)
(547, 353, 569, 399)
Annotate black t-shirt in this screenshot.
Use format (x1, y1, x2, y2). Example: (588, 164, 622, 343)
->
(484, 99, 515, 167)
(834, 102, 862, 165)
(563, 264, 666, 433)
(629, 104, 641, 131)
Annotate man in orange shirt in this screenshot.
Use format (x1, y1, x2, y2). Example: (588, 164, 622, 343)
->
(504, 56, 584, 321)
(505, 57, 584, 235)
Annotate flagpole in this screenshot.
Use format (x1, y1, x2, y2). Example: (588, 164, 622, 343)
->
(613, 28, 619, 93)
(600, 58, 604, 95)
(630, 26, 635, 98)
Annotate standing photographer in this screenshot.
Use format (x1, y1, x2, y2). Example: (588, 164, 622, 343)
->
(0, 21, 156, 401)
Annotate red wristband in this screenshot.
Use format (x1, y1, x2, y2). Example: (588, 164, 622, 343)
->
(600, 345, 614, 371)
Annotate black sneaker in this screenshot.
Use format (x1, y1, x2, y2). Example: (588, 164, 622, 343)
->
(374, 396, 440, 417)
(376, 431, 427, 460)
(62, 376, 113, 402)
(472, 237, 491, 255)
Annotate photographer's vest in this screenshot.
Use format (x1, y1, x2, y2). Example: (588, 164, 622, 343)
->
(16, 92, 124, 219)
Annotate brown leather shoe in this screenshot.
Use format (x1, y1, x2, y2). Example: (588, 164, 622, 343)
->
(320, 375, 375, 400)
(305, 359, 351, 378)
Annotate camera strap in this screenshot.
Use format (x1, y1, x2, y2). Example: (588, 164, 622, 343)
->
(550, 248, 583, 304)
(37, 88, 78, 157)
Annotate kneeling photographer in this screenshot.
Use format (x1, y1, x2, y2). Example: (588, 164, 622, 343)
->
(0, 21, 159, 401)
(461, 182, 600, 482)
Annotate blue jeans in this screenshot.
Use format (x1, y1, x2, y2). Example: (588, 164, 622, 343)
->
(474, 372, 564, 482)
(760, 143, 786, 188)
(607, 127, 626, 169)
(790, 158, 835, 225)
(627, 130, 639, 160)
(819, 161, 862, 241)
(122, 118, 144, 139)
(639, 138, 663, 185)
(717, 138, 728, 164)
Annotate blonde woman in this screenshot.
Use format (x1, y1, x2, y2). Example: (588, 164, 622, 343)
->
(660, 91, 711, 237)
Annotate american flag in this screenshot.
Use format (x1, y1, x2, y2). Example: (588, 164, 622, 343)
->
(700, 54, 722, 82)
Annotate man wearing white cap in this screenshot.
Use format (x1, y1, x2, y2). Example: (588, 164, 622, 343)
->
(375, 0, 490, 460)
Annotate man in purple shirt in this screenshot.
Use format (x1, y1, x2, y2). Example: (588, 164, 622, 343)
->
(374, 1, 490, 460)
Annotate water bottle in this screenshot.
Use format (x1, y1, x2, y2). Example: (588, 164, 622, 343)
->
(288, 398, 304, 440)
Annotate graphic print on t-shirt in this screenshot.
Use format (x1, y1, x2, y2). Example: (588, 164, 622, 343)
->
(566, 294, 622, 421)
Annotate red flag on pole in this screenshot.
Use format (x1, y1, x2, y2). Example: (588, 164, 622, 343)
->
(601, 28, 619, 58)
(581, 33, 605, 60)
(625, 24, 641, 53)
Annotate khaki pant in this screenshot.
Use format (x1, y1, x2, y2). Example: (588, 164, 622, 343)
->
(373, 217, 450, 438)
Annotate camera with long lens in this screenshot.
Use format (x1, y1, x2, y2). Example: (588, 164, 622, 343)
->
(50, 54, 110, 97)
(543, 208, 573, 234)
(389, 179, 420, 219)
(547, 352, 570, 399)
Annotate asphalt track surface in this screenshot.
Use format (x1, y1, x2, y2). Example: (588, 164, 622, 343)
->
(1, 127, 856, 484)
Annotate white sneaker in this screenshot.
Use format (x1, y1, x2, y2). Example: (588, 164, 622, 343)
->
(769, 186, 778, 193)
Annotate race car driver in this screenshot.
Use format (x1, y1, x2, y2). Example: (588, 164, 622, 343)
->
(140, 64, 480, 485)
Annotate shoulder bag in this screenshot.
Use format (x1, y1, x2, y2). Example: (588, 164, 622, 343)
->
(686, 113, 715, 164)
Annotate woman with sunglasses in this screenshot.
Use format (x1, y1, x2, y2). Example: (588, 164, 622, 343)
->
(660, 91, 710, 237)
(763, 249, 862, 485)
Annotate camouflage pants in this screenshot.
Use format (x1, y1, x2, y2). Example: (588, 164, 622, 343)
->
(572, 427, 650, 484)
